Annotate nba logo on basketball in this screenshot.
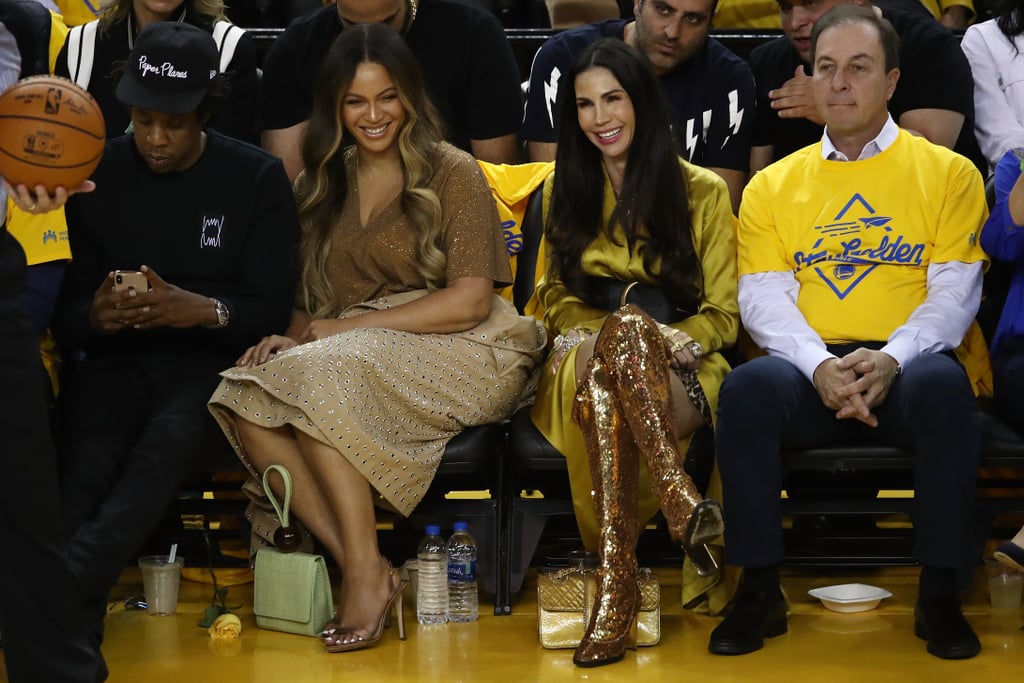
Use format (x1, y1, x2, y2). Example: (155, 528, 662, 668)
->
(45, 87, 62, 115)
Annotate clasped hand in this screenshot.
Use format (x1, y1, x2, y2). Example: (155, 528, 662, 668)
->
(812, 349, 900, 427)
(89, 265, 211, 333)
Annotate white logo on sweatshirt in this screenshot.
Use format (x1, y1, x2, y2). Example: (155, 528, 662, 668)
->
(200, 215, 225, 248)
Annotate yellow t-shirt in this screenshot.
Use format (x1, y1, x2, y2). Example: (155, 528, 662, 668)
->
(739, 130, 991, 392)
(6, 9, 73, 395)
(713, 0, 782, 29)
(740, 130, 987, 341)
(713, 0, 974, 29)
(476, 160, 554, 303)
(917, 0, 975, 21)
(54, 0, 101, 27)
(7, 9, 71, 267)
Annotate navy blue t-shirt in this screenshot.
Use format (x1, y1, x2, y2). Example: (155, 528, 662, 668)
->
(521, 19, 757, 172)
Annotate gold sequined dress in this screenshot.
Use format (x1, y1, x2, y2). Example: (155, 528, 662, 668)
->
(529, 160, 740, 609)
(208, 143, 546, 537)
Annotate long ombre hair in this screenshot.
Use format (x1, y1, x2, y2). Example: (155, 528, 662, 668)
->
(99, 0, 228, 33)
(546, 39, 702, 314)
(294, 24, 446, 318)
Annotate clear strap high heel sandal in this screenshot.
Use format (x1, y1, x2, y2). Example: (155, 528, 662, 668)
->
(323, 572, 408, 653)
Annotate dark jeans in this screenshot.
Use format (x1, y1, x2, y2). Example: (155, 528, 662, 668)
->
(0, 228, 102, 682)
(992, 336, 1024, 436)
(57, 349, 233, 614)
(716, 352, 981, 570)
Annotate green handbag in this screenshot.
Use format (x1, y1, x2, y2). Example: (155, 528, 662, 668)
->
(253, 464, 334, 637)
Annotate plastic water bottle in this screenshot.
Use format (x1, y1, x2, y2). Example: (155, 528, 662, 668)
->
(416, 524, 448, 625)
(447, 521, 479, 622)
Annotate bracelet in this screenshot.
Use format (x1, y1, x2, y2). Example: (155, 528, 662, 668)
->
(667, 335, 702, 359)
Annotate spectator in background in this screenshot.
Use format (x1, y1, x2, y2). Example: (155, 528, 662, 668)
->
(260, 0, 523, 180)
(962, 0, 1024, 171)
(522, 0, 756, 214)
(713, 0, 974, 28)
(54, 0, 260, 143)
(747, 0, 985, 175)
(976, 147, 1024, 590)
(53, 23, 299, 655)
(6, 0, 71, 394)
(916, 0, 973, 27)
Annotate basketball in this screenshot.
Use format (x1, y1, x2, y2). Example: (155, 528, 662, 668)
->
(0, 75, 105, 193)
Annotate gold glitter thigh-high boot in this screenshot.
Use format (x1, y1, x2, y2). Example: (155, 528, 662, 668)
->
(571, 355, 640, 668)
(596, 305, 724, 577)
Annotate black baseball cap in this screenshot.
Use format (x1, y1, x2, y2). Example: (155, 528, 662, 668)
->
(115, 22, 218, 115)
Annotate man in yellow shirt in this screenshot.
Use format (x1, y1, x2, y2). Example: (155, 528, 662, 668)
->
(709, 5, 987, 661)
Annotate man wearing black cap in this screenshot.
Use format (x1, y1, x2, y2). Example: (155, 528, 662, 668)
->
(52, 21, 299, 653)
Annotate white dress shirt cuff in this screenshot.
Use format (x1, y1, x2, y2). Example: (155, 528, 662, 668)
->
(880, 337, 917, 372)
(792, 344, 837, 384)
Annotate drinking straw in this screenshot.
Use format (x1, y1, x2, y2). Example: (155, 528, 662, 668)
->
(168, 543, 178, 564)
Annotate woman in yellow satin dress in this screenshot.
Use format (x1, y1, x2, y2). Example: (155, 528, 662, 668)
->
(528, 38, 740, 668)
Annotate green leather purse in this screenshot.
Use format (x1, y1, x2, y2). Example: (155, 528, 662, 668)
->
(253, 464, 334, 637)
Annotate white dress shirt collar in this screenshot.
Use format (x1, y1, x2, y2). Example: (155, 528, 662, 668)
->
(822, 115, 899, 161)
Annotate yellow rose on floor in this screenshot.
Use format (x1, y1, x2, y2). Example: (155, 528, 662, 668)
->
(208, 613, 242, 639)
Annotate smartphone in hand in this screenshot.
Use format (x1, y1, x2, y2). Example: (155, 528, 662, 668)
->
(113, 270, 149, 293)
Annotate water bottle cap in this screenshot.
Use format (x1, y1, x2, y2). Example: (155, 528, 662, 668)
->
(425, 524, 441, 535)
(453, 521, 469, 532)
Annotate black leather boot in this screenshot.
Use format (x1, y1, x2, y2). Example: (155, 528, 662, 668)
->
(708, 580, 787, 655)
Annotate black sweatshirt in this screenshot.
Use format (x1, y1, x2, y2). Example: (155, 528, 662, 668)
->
(55, 130, 299, 358)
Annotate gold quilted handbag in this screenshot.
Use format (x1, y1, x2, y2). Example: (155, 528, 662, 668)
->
(536, 566, 661, 648)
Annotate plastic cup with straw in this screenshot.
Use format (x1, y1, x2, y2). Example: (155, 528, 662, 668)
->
(138, 543, 184, 615)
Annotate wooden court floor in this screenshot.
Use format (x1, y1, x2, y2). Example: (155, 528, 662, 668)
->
(3, 564, 1020, 682)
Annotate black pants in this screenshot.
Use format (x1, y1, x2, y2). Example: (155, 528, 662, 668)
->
(716, 352, 981, 571)
(57, 349, 232, 629)
(0, 227, 102, 682)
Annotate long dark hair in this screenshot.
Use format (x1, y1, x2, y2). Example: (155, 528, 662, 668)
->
(294, 23, 446, 317)
(546, 38, 702, 314)
(996, 0, 1024, 39)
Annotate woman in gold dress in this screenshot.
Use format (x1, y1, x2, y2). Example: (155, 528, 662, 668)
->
(529, 38, 739, 667)
(208, 24, 545, 653)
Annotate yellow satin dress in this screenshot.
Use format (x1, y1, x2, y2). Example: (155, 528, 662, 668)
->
(529, 160, 741, 611)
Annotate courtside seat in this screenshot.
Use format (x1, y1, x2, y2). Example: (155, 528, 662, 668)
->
(779, 175, 1024, 568)
(163, 401, 510, 612)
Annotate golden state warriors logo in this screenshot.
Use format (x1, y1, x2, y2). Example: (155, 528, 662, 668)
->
(793, 193, 926, 300)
